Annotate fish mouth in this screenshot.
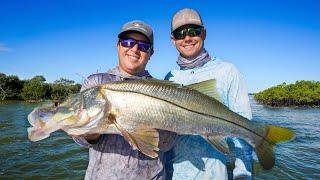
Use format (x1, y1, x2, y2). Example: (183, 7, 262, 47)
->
(27, 105, 73, 141)
(28, 106, 56, 127)
(27, 88, 109, 140)
(28, 105, 59, 141)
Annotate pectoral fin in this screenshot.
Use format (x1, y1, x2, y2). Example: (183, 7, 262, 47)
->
(205, 135, 229, 154)
(114, 122, 160, 158)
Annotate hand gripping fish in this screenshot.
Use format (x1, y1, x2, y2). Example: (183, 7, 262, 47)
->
(27, 79, 295, 170)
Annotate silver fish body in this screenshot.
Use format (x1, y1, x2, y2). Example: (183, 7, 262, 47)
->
(27, 79, 295, 170)
(102, 81, 262, 143)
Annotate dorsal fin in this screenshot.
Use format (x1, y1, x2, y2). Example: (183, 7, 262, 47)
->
(186, 79, 222, 102)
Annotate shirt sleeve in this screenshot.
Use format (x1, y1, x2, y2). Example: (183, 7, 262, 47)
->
(226, 65, 252, 120)
(72, 136, 95, 148)
(80, 73, 113, 92)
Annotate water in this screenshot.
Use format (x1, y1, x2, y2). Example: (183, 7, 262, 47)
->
(0, 97, 319, 179)
(0, 101, 87, 179)
(249, 97, 320, 179)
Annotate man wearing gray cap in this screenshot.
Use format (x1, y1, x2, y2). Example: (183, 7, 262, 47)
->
(165, 8, 253, 180)
(72, 20, 176, 180)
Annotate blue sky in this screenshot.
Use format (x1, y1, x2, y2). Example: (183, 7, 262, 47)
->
(0, 0, 319, 93)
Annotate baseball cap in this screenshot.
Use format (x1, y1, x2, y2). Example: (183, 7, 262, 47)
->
(171, 8, 203, 32)
(118, 20, 154, 46)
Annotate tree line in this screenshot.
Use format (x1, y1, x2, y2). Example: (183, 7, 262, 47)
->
(0, 73, 81, 102)
(254, 80, 320, 107)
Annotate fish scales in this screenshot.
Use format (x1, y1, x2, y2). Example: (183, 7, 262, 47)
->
(101, 80, 266, 141)
(27, 79, 295, 170)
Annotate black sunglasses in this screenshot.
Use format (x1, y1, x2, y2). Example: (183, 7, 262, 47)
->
(119, 38, 152, 53)
(172, 25, 203, 40)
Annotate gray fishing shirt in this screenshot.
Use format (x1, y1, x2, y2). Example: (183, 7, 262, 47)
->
(73, 68, 177, 180)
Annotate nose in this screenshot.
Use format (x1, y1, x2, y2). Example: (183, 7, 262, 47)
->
(130, 43, 139, 52)
(184, 35, 192, 42)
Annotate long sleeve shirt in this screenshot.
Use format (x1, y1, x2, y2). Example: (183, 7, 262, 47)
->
(165, 58, 252, 180)
(73, 68, 177, 180)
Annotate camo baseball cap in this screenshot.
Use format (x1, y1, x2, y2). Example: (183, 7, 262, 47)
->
(118, 20, 154, 45)
(171, 8, 203, 32)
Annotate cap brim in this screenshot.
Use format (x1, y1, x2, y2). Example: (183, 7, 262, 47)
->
(118, 29, 151, 43)
(172, 21, 203, 32)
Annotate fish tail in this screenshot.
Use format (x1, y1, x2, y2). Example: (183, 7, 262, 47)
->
(255, 125, 295, 170)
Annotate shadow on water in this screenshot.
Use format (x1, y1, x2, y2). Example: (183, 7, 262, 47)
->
(0, 97, 319, 179)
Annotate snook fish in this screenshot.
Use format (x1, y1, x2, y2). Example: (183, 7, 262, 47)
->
(27, 79, 295, 170)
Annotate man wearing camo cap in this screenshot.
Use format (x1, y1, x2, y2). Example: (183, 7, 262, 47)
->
(72, 20, 176, 180)
(165, 8, 253, 180)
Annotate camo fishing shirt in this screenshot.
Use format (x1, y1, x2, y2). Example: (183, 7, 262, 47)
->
(73, 68, 177, 180)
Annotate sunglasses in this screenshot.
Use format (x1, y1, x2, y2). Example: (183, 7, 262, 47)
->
(119, 38, 152, 53)
(172, 25, 203, 40)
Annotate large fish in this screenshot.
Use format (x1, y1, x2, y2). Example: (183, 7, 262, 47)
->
(27, 79, 294, 170)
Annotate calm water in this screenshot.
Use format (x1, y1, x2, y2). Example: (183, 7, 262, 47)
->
(0, 97, 319, 179)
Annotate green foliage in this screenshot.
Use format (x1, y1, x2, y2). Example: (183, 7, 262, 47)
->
(21, 77, 51, 101)
(0, 74, 24, 100)
(31, 75, 46, 82)
(0, 74, 81, 102)
(254, 80, 320, 107)
(50, 78, 81, 101)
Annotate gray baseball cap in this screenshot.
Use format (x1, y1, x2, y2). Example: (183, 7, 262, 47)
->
(118, 20, 154, 45)
(171, 8, 203, 32)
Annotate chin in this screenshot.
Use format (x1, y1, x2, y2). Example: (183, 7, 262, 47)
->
(184, 52, 197, 58)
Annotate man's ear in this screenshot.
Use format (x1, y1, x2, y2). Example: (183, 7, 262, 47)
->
(202, 28, 207, 41)
(116, 40, 120, 48)
(149, 49, 154, 57)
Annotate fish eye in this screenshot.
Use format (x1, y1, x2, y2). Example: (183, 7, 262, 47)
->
(54, 102, 59, 107)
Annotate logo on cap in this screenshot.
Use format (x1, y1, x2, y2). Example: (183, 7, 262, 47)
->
(132, 22, 143, 27)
